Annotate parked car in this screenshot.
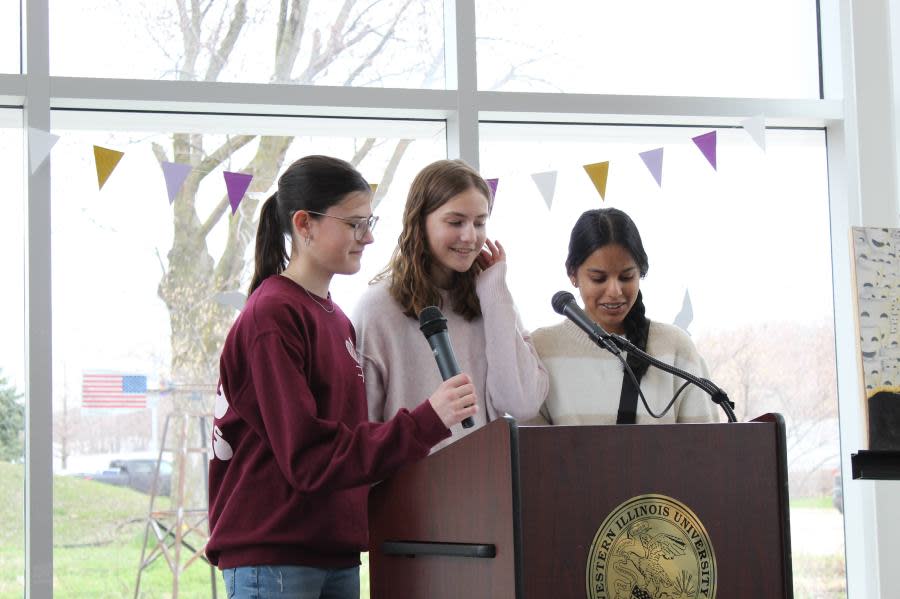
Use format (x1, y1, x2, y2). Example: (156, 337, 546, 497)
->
(77, 458, 172, 496)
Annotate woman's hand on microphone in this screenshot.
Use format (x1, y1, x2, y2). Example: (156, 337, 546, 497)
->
(428, 373, 478, 429)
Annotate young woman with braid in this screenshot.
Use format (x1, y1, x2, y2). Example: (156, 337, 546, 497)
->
(530, 208, 718, 425)
(207, 155, 477, 599)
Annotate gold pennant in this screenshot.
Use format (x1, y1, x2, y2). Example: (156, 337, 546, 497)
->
(583, 161, 610, 201)
(94, 146, 125, 190)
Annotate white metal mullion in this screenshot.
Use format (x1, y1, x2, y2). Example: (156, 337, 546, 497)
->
(478, 92, 842, 126)
(23, 0, 54, 597)
(0, 73, 27, 104)
(444, 0, 479, 168)
(828, 0, 898, 597)
(49, 77, 458, 119)
(819, 1, 865, 597)
(44, 76, 841, 129)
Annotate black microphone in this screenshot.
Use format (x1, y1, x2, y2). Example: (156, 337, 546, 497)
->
(551, 291, 622, 355)
(418, 306, 474, 429)
(551, 291, 737, 422)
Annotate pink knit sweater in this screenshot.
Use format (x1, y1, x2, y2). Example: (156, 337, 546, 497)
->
(352, 263, 549, 451)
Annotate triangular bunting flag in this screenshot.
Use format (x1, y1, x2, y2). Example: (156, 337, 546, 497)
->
(161, 161, 192, 205)
(486, 178, 499, 200)
(28, 127, 60, 174)
(673, 289, 694, 333)
(215, 291, 247, 312)
(740, 115, 766, 152)
(531, 171, 558, 210)
(582, 162, 610, 201)
(223, 171, 254, 215)
(93, 145, 125, 189)
(638, 148, 664, 187)
(692, 131, 717, 170)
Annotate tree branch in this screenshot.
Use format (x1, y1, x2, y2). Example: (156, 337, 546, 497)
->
(205, 0, 248, 81)
(372, 139, 412, 208)
(344, 0, 412, 86)
(350, 138, 376, 167)
(197, 134, 256, 180)
(176, 0, 200, 80)
(151, 142, 170, 165)
(274, 0, 309, 81)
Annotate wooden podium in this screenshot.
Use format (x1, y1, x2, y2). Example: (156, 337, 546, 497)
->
(368, 414, 792, 599)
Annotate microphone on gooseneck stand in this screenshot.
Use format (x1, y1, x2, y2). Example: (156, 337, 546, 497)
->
(551, 290, 737, 423)
(551, 291, 623, 356)
(418, 306, 475, 429)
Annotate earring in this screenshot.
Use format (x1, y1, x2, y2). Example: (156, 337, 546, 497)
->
(305, 235, 311, 246)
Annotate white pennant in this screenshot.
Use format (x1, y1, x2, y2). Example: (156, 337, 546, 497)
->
(673, 289, 694, 333)
(215, 291, 246, 312)
(28, 127, 60, 174)
(531, 170, 558, 210)
(740, 115, 766, 152)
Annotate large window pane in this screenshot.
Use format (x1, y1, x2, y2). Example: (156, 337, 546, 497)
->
(0, 0, 20, 73)
(477, 1, 820, 98)
(480, 122, 844, 596)
(50, 0, 446, 89)
(0, 110, 25, 598)
(50, 111, 444, 597)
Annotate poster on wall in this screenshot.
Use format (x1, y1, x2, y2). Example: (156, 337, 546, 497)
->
(851, 226, 900, 450)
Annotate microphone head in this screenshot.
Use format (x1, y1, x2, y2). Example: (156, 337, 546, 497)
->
(418, 306, 448, 338)
(551, 291, 576, 315)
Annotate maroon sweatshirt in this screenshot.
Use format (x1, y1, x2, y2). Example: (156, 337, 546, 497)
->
(206, 275, 450, 569)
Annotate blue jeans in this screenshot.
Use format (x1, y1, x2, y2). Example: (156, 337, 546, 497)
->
(223, 565, 360, 599)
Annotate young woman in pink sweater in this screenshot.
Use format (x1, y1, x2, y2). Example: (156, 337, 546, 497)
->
(207, 155, 477, 599)
(353, 159, 548, 451)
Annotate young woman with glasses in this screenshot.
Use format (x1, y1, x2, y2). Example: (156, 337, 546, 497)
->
(352, 159, 548, 452)
(207, 155, 478, 599)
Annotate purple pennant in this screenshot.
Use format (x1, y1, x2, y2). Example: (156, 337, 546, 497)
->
(692, 131, 717, 170)
(161, 161, 192, 205)
(486, 178, 499, 199)
(223, 171, 254, 214)
(638, 148, 664, 187)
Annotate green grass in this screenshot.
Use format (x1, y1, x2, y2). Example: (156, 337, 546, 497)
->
(789, 495, 835, 510)
(0, 462, 372, 598)
(6, 460, 844, 598)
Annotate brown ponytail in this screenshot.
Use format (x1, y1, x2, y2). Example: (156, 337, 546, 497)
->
(248, 193, 287, 296)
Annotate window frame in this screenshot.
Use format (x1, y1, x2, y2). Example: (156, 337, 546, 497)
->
(9, 0, 878, 596)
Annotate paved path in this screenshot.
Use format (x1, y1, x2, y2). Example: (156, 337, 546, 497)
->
(789, 507, 845, 556)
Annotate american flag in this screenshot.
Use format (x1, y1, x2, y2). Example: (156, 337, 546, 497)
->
(82, 372, 148, 409)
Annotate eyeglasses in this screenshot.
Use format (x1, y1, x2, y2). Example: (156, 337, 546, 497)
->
(305, 211, 379, 241)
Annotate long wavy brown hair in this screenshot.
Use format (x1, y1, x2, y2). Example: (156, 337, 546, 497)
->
(376, 159, 493, 321)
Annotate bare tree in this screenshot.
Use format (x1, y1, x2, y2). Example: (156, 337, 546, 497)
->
(149, 0, 439, 387)
(697, 321, 839, 496)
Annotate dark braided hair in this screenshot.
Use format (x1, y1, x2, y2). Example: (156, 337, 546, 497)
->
(565, 208, 651, 379)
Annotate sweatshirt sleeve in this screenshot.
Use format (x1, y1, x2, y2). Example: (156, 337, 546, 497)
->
(476, 262, 550, 420)
(241, 331, 450, 493)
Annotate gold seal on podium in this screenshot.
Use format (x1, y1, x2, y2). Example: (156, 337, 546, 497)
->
(586, 494, 717, 599)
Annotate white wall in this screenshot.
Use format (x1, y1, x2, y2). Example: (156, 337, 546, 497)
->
(839, 1, 900, 597)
